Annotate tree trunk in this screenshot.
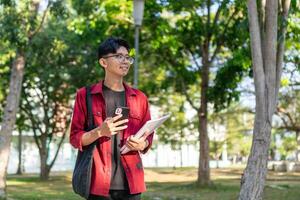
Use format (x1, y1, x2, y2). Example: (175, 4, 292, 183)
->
(37, 129, 67, 180)
(0, 52, 25, 199)
(239, 119, 272, 200)
(180, 147, 183, 167)
(16, 129, 23, 175)
(296, 131, 300, 162)
(239, 0, 290, 199)
(39, 133, 50, 180)
(40, 147, 50, 180)
(216, 155, 220, 169)
(239, 0, 277, 197)
(197, 45, 211, 186)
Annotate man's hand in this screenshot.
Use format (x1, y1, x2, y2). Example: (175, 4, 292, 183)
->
(81, 114, 128, 146)
(125, 131, 150, 152)
(97, 114, 128, 137)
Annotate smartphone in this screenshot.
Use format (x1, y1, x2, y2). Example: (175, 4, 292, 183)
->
(114, 106, 130, 121)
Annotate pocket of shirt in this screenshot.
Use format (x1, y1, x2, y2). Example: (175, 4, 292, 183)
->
(129, 112, 141, 121)
(93, 111, 103, 125)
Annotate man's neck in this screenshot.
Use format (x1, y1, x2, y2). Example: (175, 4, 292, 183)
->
(103, 76, 124, 91)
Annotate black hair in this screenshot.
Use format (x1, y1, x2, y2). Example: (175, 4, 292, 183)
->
(97, 37, 130, 60)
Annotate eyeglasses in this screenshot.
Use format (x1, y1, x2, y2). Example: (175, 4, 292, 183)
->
(103, 54, 135, 65)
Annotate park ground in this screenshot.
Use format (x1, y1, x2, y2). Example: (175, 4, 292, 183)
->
(7, 166, 300, 200)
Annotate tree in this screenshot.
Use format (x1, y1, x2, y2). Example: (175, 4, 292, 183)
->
(15, 0, 135, 180)
(239, 0, 292, 199)
(210, 105, 254, 164)
(15, 114, 30, 175)
(276, 90, 300, 161)
(19, 18, 77, 179)
(278, 133, 297, 160)
(0, 1, 55, 198)
(140, 0, 248, 185)
(20, 83, 71, 180)
(156, 90, 198, 150)
(274, 5, 300, 161)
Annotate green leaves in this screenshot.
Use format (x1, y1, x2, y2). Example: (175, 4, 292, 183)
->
(1, 0, 297, 158)
(209, 48, 251, 112)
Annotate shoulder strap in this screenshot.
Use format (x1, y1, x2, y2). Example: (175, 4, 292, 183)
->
(85, 86, 94, 130)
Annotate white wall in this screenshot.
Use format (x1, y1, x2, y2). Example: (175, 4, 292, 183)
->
(8, 140, 231, 174)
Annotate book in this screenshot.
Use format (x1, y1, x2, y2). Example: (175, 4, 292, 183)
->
(120, 114, 171, 154)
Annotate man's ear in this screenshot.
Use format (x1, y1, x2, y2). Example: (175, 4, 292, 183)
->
(99, 58, 107, 68)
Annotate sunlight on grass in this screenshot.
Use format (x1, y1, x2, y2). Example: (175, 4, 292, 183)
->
(7, 181, 33, 186)
(6, 168, 300, 200)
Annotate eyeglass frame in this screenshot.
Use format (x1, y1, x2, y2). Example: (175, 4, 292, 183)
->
(102, 54, 135, 65)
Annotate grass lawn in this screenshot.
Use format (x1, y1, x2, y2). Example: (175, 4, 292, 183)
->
(7, 167, 300, 200)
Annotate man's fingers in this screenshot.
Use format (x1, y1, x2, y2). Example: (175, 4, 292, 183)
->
(142, 130, 151, 139)
(107, 122, 114, 129)
(111, 131, 117, 136)
(112, 114, 123, 122)
(114, 119, 128, 127)
(127, 135, 139, 143)
(113, 125, 128, 132)
(141, 131, 149, 141)
(126, 142, 134, 150)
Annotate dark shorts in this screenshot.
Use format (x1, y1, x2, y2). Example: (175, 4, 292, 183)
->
(88, 190, 141, 200)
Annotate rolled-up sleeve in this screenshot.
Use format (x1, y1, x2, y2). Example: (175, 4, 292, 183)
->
(70, 89, 86, 152)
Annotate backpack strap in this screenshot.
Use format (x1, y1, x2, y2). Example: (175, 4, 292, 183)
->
(85, 86, 95, 130)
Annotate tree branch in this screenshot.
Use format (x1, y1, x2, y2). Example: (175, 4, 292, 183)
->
(275, 0, 291, 102)
(258, 0, 266, 35)
(247, 0, 265, 110)
(277, 106, 295, 127)
(206, 0, 211, 38)
(277, 126, 300, 132)
(179, 78, 199, 112)
(264, 0, 278, 118)
(28, 1, 51, 39)
(211, 7, 240, 63)
(186, 49, 201, 70)
(37, 87, 51, 144)
(20, 104, 42, 151)
(48, 125, 68, 170)
(47, 103, 59, 149)
(212, 0, 230, 29)
(277, 111, 290, 128)
(23, 91, 44, 135)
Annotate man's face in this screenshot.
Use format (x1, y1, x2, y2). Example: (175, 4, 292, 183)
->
(99, 46, 132, 78)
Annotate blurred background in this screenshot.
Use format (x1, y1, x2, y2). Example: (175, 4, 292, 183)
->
(1, 0, 300, 200)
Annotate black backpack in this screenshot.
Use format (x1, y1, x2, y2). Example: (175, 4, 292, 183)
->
(72, 86, 98, 199)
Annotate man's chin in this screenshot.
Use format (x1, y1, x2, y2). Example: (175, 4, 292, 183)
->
(118, 71, 129, 77)
(122, 73, 129, 77)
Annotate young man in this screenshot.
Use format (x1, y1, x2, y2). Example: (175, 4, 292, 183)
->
(70, 37, 153, 200)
